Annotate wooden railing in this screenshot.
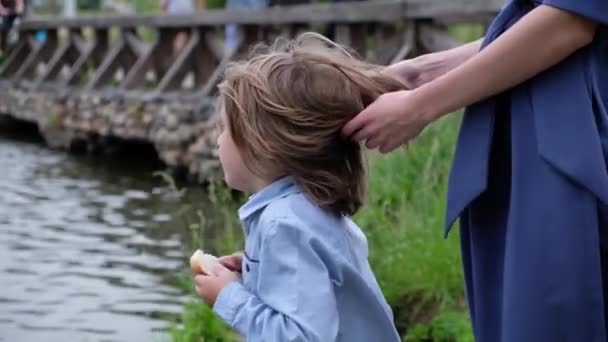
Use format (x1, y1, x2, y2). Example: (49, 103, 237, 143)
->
(0, 0, 501, 178)
(0, 0, 501, 102)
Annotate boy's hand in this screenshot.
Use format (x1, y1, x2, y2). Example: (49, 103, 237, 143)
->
(218, 251, 243, 272)
(194, 266, 240, 306)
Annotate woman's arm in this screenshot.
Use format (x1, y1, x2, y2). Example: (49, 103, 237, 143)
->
(344, 5, 597, 152)
(385, 39, 482, 88)
(417, 5, 595, 122)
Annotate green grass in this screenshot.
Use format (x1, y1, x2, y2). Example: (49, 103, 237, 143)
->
(168, 115, 472, 341)
(357, 115, 468, 338)
(361, 115, 463, 305)
(166, 19, 484, 341)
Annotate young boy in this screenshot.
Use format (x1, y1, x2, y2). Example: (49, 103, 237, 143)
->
(193, 33, 405, 341)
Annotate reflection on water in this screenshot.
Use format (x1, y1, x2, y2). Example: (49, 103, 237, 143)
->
(0, 121, 237, 342)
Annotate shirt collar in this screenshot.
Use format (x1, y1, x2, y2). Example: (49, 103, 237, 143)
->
(238, 176, 301, 222)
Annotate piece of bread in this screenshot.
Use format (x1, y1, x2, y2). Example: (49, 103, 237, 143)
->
(189, 249, 222, 275)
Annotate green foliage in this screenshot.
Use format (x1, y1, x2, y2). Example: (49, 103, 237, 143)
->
(77, 0, 101, 11)
(403, 311, 474, 342)
(169, 300, 239, 342)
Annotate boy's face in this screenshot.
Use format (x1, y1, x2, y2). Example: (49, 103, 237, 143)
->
(217, 108, 259, 193)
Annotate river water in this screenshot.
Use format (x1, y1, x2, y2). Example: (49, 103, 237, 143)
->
(0, 120, 234, 342)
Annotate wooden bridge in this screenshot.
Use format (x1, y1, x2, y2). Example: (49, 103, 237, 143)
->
(0, 0, 502, 180)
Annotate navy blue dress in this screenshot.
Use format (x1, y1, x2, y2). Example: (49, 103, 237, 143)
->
(445, 0, 608, 341)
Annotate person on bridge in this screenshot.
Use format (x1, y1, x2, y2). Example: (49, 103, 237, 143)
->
(160, 0, 203, 52)
(0, 0, 24, 56)
(343, 0, 608, 341)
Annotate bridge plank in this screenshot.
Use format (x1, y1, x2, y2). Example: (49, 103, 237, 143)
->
(86, 38, 127, 89)
(157, 32, 200, 92)
(0, 38, 31, 78)
(14, 30, 58, 82)
(122, 41, 159, 89)
(418, 22, 463, 53)
(63, 43, 94, 87)
(19, 0, 502, 30)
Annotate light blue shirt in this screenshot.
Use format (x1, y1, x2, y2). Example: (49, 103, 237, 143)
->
(213, 177, 401, 342)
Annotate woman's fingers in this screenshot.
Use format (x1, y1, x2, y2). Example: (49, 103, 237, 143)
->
(342, 109, 371, 139)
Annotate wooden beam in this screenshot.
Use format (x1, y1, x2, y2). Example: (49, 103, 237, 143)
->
(372, 23, 400, 65)
(390, 21, 416, 64)
(92, 29, 109, 66)
(203, 33, 225, 62)
(124, 31, 149, 58)
(122, 41, 159, 89)
(418, 22, 462, 53)
(0, 38, 32, 78)
(334, 23, 367, 58)
(36, 33, 82, 86)
(35, 41, 72, 85)
(193, 30, 220, 89)
(86, 38, 127, 90)
(72, 34, 89, 55)
(156, 32, 200, 92)
(63, 30, 108, 86)
(199, 25, 260, 97)
(152, 29, 175, 82)
(18, 0, 502, 30)
(63, 43, 94, 86)
(13, 30, 58, 81)
(12, 40, 43, 81)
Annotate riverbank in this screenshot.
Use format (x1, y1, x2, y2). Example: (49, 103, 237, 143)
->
(168, 114, 473, 342)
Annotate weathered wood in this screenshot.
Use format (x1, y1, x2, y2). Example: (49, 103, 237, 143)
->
(63, 43, 94, 86)
(63, 30, 108, 86)
(0, 38, 31, 78)
(19, 0, 502, 30)
(405, 0, 504, 20)
(194, 30, 221, 88)
(119, 43, 138, 73)
(14, 30, 58, 81)
(0, 0, 498, 96)
(152, 29, 176, 82)
(390, 21, 416, 64)
(12, 41, 40, 80)
(72, 34, 90, 55)
(334, 24, 367, 58)
(92, 29, 109, 65)
(418, 22, 462, 53)
(157, 32, 200, 92)
(86, 38, 127, 89)
(203, 33, 225, 62)
(200, 25, 261, 97)
(37, 29, 87, 85)
(372, 24, 401, 65)
(122, 41, 159, 89)
(124, 32, 149, 58)
(36, 41, 72, 85)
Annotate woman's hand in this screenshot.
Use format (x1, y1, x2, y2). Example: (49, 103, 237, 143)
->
(383, 39, 483, 89)
(342, 90, 432, 154)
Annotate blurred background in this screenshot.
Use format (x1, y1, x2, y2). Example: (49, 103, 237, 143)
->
(0, 1, 493, 341)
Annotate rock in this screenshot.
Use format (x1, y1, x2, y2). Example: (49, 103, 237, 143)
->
(0, 85, 222, 182)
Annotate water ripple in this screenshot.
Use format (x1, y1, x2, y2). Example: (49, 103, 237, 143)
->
(0, 135, 217, 342)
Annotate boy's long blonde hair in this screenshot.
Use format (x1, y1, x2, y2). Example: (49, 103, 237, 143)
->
(218, 32, 407, 216)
